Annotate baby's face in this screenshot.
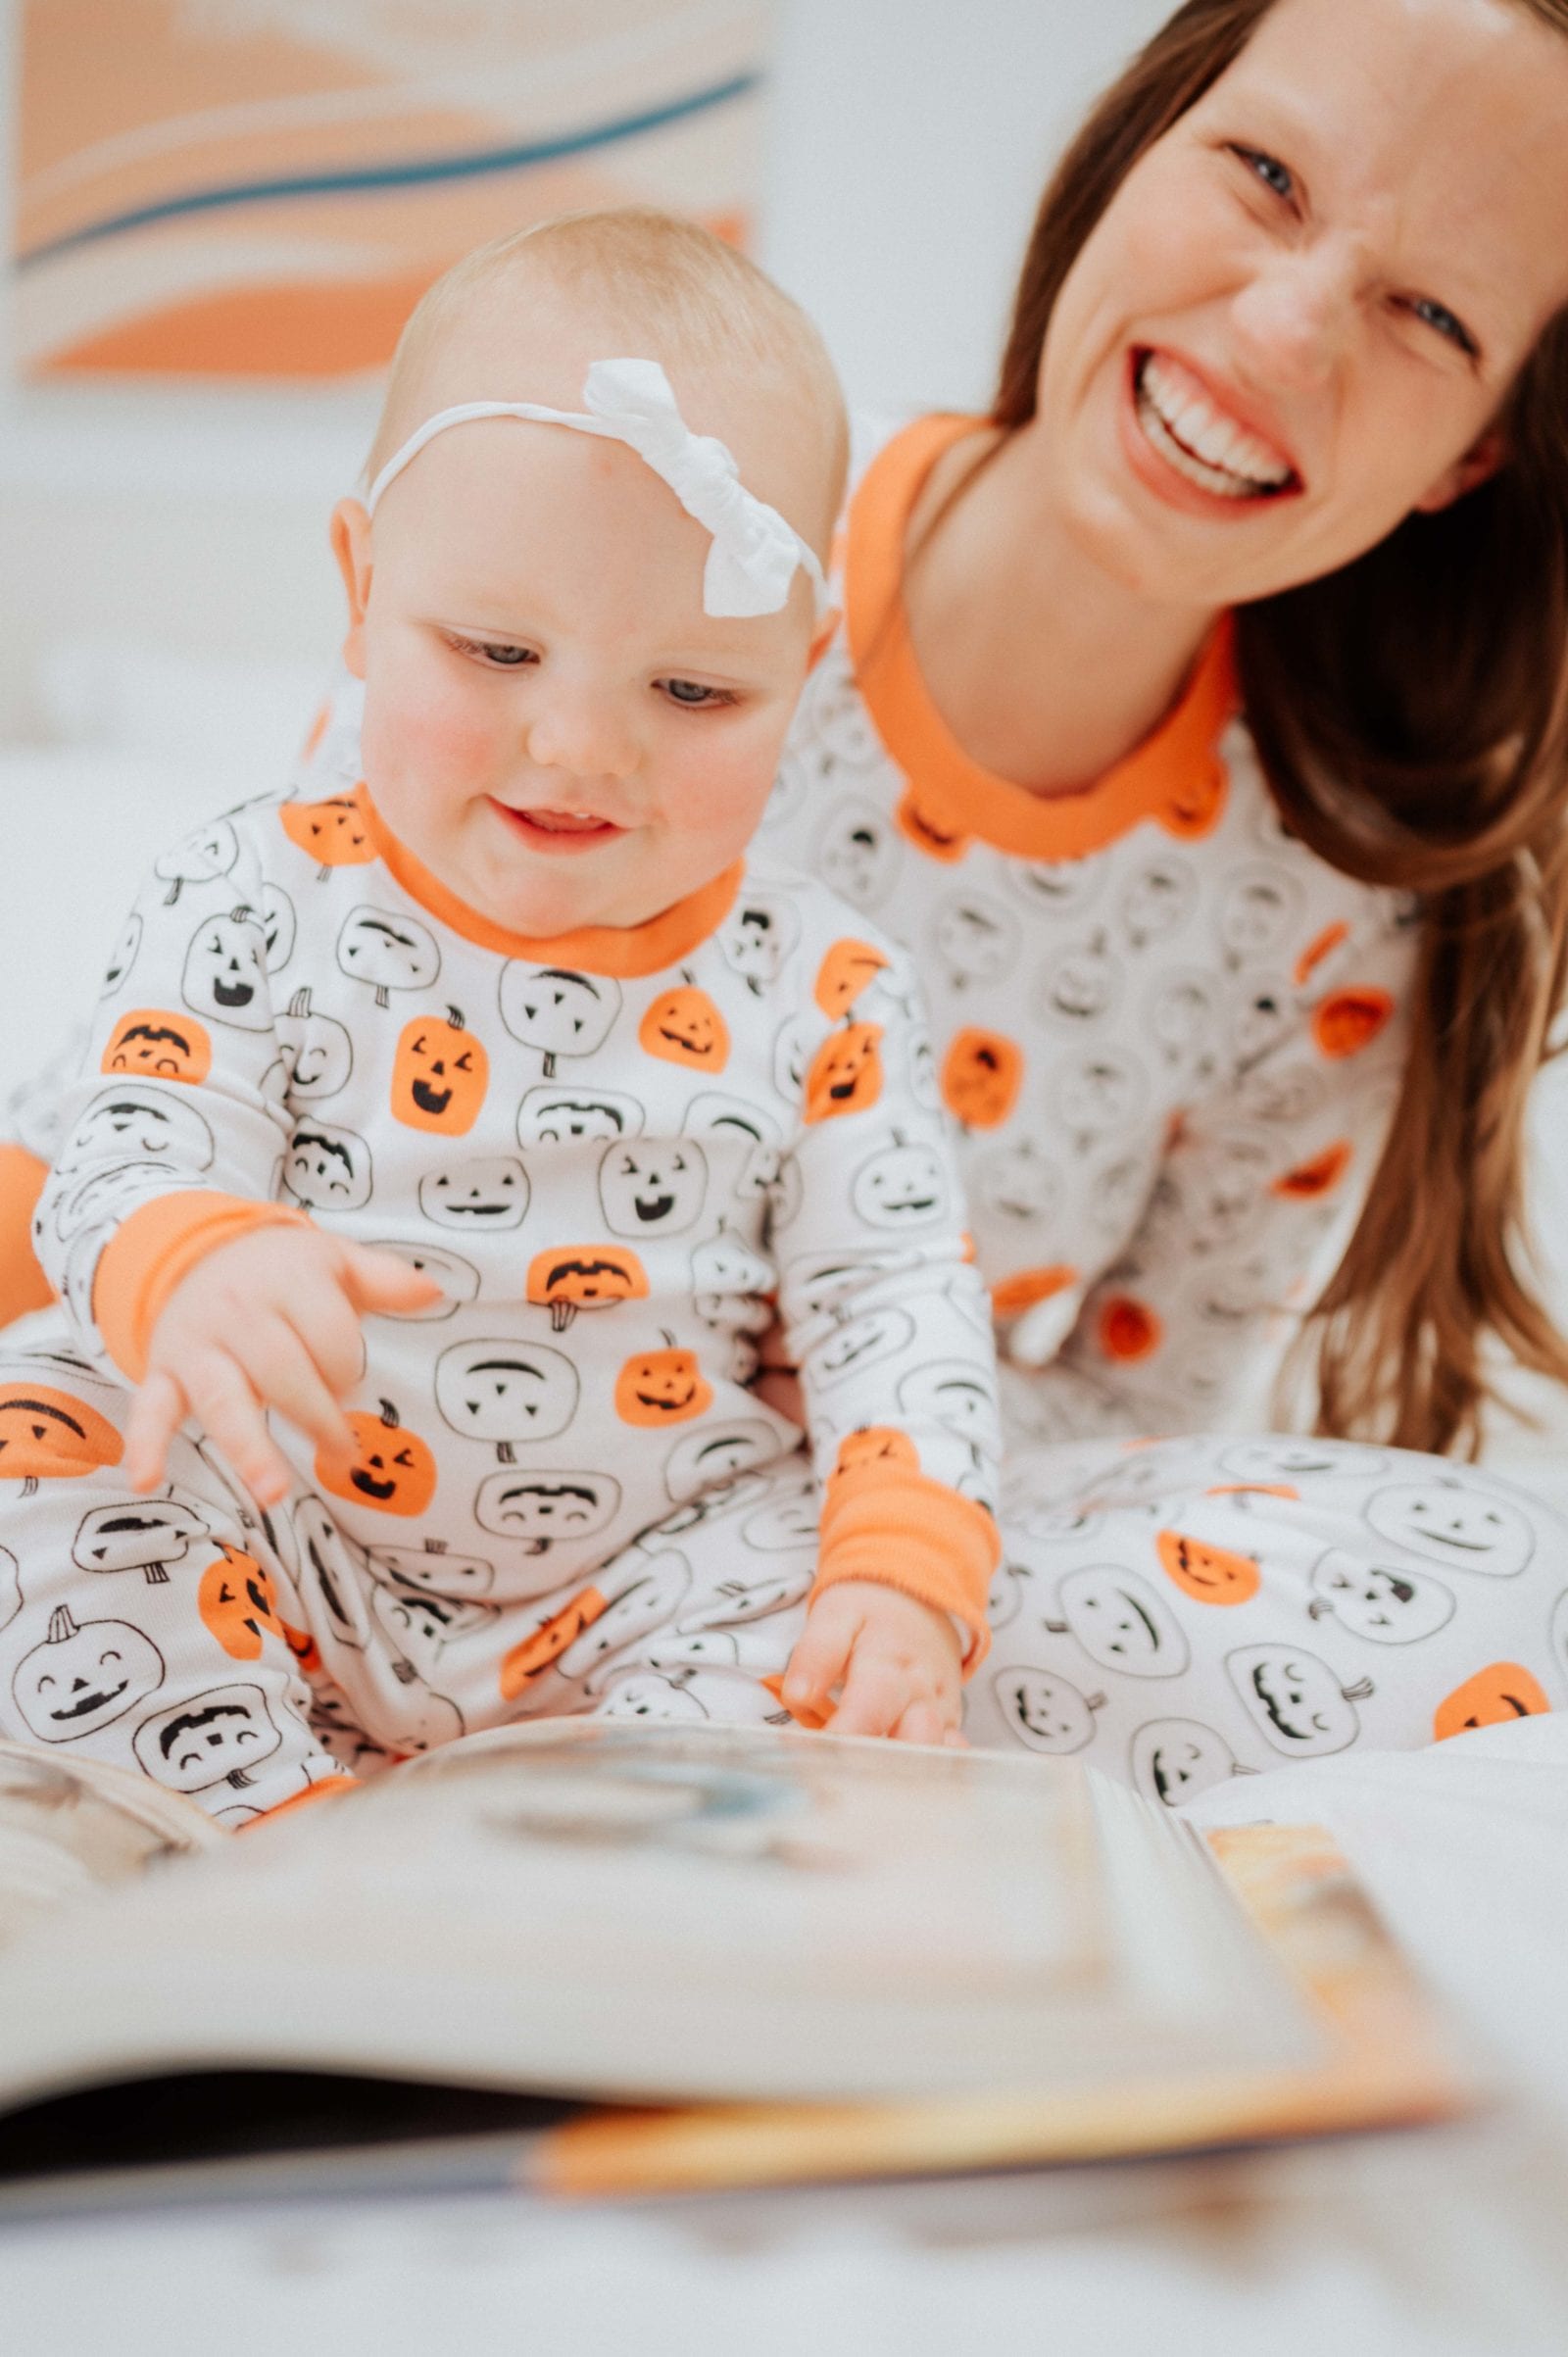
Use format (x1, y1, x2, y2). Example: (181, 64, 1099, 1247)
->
(338, 414, 822, 936)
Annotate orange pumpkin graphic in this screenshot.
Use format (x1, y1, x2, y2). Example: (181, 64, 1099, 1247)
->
(280, 794, 375, 877)
(391, 1005, 489, 1135)
(894, 787, 968, 862)
(1313, 988, 1395, 1060)
(991, 1265, 1077, 1320)
(814, 938, 890, 1021)
(102, 1009, 212, 1085)
(1159, 758, 1227, 840)
(639, 978, 730, 1072)
(499, 1586, 609, 1699)
(526, 1245, 649, 1332)
(1155, 1530, 1261, 1606)
(198, 1544, 282, 1661)
(279, 1617, 323, 1675)
(825, 1428, 921, 1502)
(317, 1398, 437, 1518)
(1098, 1296, 1163, 1362)
(941, 1029, 1024, 1130)
(804, 1022, 884, 1122)
(0, 1386, 123, 1486)
(1294, 921, 1349, 987)
(1434, 1660, 1551, 1743)
(614, 1336, 714, 1427)
(1273, 1140, 1352, 1200)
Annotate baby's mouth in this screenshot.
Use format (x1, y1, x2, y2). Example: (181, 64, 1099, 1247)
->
(524, 810, 614, 834)
(1133, 351, 1300, 502)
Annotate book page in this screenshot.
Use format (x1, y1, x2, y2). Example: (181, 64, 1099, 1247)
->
(0, 1740, 222, 1954)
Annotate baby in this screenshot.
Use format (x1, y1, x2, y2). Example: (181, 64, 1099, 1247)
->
(0, 211, 1000, 1821)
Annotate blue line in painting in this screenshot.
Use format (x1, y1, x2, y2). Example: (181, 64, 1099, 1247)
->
(17, 73, 760, 269)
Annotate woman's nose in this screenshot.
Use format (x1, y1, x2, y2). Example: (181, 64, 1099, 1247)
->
(1229, 239, 1361, 390)
(524, 686, 639, 784)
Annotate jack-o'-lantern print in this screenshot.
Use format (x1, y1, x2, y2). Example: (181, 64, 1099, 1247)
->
(391, 1006, 489, 1135)
(559, 1552, 694, 1692)
(0, 1386, 122, 1490)
(639, 976, 730, 1072)
(280, 794, 375, 877)
(1158, 751, 1227, 839)
(102, 1009, 212, 1085)
(133, 1683, 282, 1793)
(940, 1030, 1023, 1131)
(499, 964, 621, 1075)
(719, 891, 800, 996)
(317, 1399, 437, 1518)
(1146, 973, 1217, 1081)
(335, 905, 442, 1008)
(418, 1154, 529, 1233)
(598, 1140, 709, 1237)
(1434, 1661, 1551, 1743)
(782, 1243, 919, 1321)
(473, 1468, 623, 1557)
(525, 1245, 648, 1332)
(272, 988, 354, 1101)
(1313, 987, 1395, 1059)
(682, 1093, 782, 1200)
(1117, 857, 1197, 951)
(281, 1121, 373, 1212)
(52, 1158, 175, 1248)
(804, 1022, 884, 1122)
(1037, 933, 1122, 1028)
(517, 1084, 645, 1148)
(931, 893, 1018, 994)
(1218, 867, 1303, 966)
(813, 937, 891, 1020)
(362, 1238, 478, 1321)
(153, 817, 238, 905)
(1047, 1567, 1190, 1677)
(292, 1495, 372, 1649)
(57, 1084, 215, 1175)
(1364, 1479, 1536, 1578)
(100, 913, 143, 998)
(1273, 1141, 1351, 1200)
(1054, 1052, 1146, 1148)
(816, 796, 902, 909)
(811, 1305, 917, 1391)
(1155, 1530, 1260, 1606)
(828, 1427, 920, 1487)
(895, 784, 968, 863)
(1227, 1645, 1372, 1756)
(690, 1227, 774, 1329)
(13, 1605, 165, 1743)
(992, 1668, 1103, 1755)
(1098, 1295, 1162, 1363)
(434, 1337, 579, 1456)
(181, 905, 271, 1031)
(896, 1360, 997, 1449)
(851, 1133, 953, 1230)
(258, 882, 296, 977)
(497, 1586, 610, 1697)
(198, 1544, 282, 1660)
(1129, 1717, 1244, 1807)
(665, 1418, 782, 1504)
(614, 1334, 714, 1427)
(368, 1538, 495, 1599)
(1307, 1551, 1454, 1645)
(368, 1581, 492, 1687)
(73, 1497, 209, 1586)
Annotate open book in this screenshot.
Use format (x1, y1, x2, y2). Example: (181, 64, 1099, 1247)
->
(0, 1723, 1474, 2212)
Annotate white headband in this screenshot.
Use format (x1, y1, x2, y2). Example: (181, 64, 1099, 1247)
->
(365, 357, 829, 622)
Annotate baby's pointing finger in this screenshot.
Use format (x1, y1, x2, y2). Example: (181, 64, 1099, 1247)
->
(123, 1368, 189, 1495)
(336, 1242, 444, 1316)
(781, 1603, 857, 1712)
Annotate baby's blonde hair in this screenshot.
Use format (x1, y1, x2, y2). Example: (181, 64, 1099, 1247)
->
(367, 208, 848, 557)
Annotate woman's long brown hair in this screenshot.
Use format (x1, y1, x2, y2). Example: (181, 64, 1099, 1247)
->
(989, 0, 1568, 1455)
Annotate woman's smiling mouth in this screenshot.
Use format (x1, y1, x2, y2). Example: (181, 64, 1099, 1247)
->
(1130, 349, 1301, 504)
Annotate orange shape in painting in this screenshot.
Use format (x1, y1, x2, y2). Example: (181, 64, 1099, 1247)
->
(102, 1009, 211, 1085)
(0, 1386, 123, 1483)
(1434, 1661, 1551, 1743)
(1098, 1296, 1163, 1362)
(1313, 988, 1395, 1059)
(1156, 1530, 1261, 1606)
(814, 939, 891, 1020)
(1273, 1141, 1352, 1200)
(280, 795, 375, 874)
(895, 788, 969, 863)
(941, 1029, 1024, 1130)
(639, 983, 730, 1072)
(526, 1246, 649, 1333)
(1295, 921, 1349, 987)
(804, 1023, 884, 1122)
(613, 1343, 714, 1428)
(317, 1399, 437, 1519)
(1159, 758, 1227, 840)
(500, 1587, 609, 1699)
(391, 1006, 489, 1136)
(198, 1544, 281, 1661)
(991, 1265, 1078, 1320)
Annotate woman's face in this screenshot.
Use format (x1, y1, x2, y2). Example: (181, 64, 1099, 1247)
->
(1037, 0, 1568, 610)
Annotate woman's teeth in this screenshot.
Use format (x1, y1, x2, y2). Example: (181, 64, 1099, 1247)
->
(1136, 354, 1294, 500)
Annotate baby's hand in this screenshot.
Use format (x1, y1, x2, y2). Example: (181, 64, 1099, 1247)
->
(782, 1580, 965, 1745)
(123, 1226, 439, 1504)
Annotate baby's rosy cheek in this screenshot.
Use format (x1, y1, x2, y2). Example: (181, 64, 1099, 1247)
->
(371, 675, 499, 789)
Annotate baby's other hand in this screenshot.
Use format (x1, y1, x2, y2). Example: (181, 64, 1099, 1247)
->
(782, 1580, 965, 1745)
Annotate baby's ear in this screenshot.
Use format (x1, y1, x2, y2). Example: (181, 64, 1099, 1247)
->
(330, 499, 372, 679)
(806, 607, 842, 672)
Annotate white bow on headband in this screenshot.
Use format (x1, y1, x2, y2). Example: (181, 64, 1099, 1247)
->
(364, 357, 829, 622)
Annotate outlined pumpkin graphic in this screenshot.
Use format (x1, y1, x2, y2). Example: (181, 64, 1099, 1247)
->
(1434, 1661, 1551, 1743)
(434, 1337, 580, 1458)
(827, 1427, 920, 1489)
(316, 1399, 437, 1517)
(639, 975, 731, 1072)
(363, 1238, 478, 1320)
(418, 1154, 529, 1232)
(941, 1029, 1024, 1131)
(526, 1245, 649, 1332)
(57, 1083, 216, 1174)
(198, 1544, 283, 1661)
(719, 890, 801, 996)
(499, 964, 621, 1076)
(850, 1132, 952, 1229)
(153, 818, 238, 905)
(280, 794, 376, 878)
(598, 1140, 709, 1237)
(1272, 1140, 1352, 1200)
(281, 1120, 373, 1212)
(100, 912, 142, 998)
(613, 1333, 714, 1427)
(73, 1496, 209, 1585)
(804, 1022, 884, 1123)
(275, 988, 353, 1100)
(813, 937, 890, 1021)
(1155, 1530, 1261, 1607)
(473, 1469, 623, 1555)
(499, 1586, 610, 1700)
(335, 905, 442, 1008)
(13, 1605, 165, 1743)
(132, 1682, 283, 1793)
(391, 1005, 489, 1135)
(181, 906, 271, 1032)
(0, 1385, 122, 1493)
(368, 1537, 496, 1598)
(102, 1009, 212, 1086)
(260, 882, 296, 973)
(1312, 987, 1395, 1059)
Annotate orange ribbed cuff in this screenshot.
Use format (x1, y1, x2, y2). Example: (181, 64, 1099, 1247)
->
(0, 1146, 55, 1326)
(94, 1190, 311, 1382)
(813, 1466, 1000, 1671)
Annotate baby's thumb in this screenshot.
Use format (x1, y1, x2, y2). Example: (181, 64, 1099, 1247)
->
(337, 1241, 445, 1313)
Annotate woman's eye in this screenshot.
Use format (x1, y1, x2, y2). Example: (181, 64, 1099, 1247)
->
(660, 677, 733, 709)
(1406, 296, 1478, 357)
(1232, 145, 1295, 203)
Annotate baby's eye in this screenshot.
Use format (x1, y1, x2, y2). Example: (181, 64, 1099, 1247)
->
(659, 677, 736, 710)
(450, 634, 536, 668)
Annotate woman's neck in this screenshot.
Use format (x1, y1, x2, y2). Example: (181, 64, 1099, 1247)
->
(901, 420, 1222, 797)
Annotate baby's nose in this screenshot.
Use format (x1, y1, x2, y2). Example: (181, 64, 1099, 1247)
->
(523, 688, 639, 785)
